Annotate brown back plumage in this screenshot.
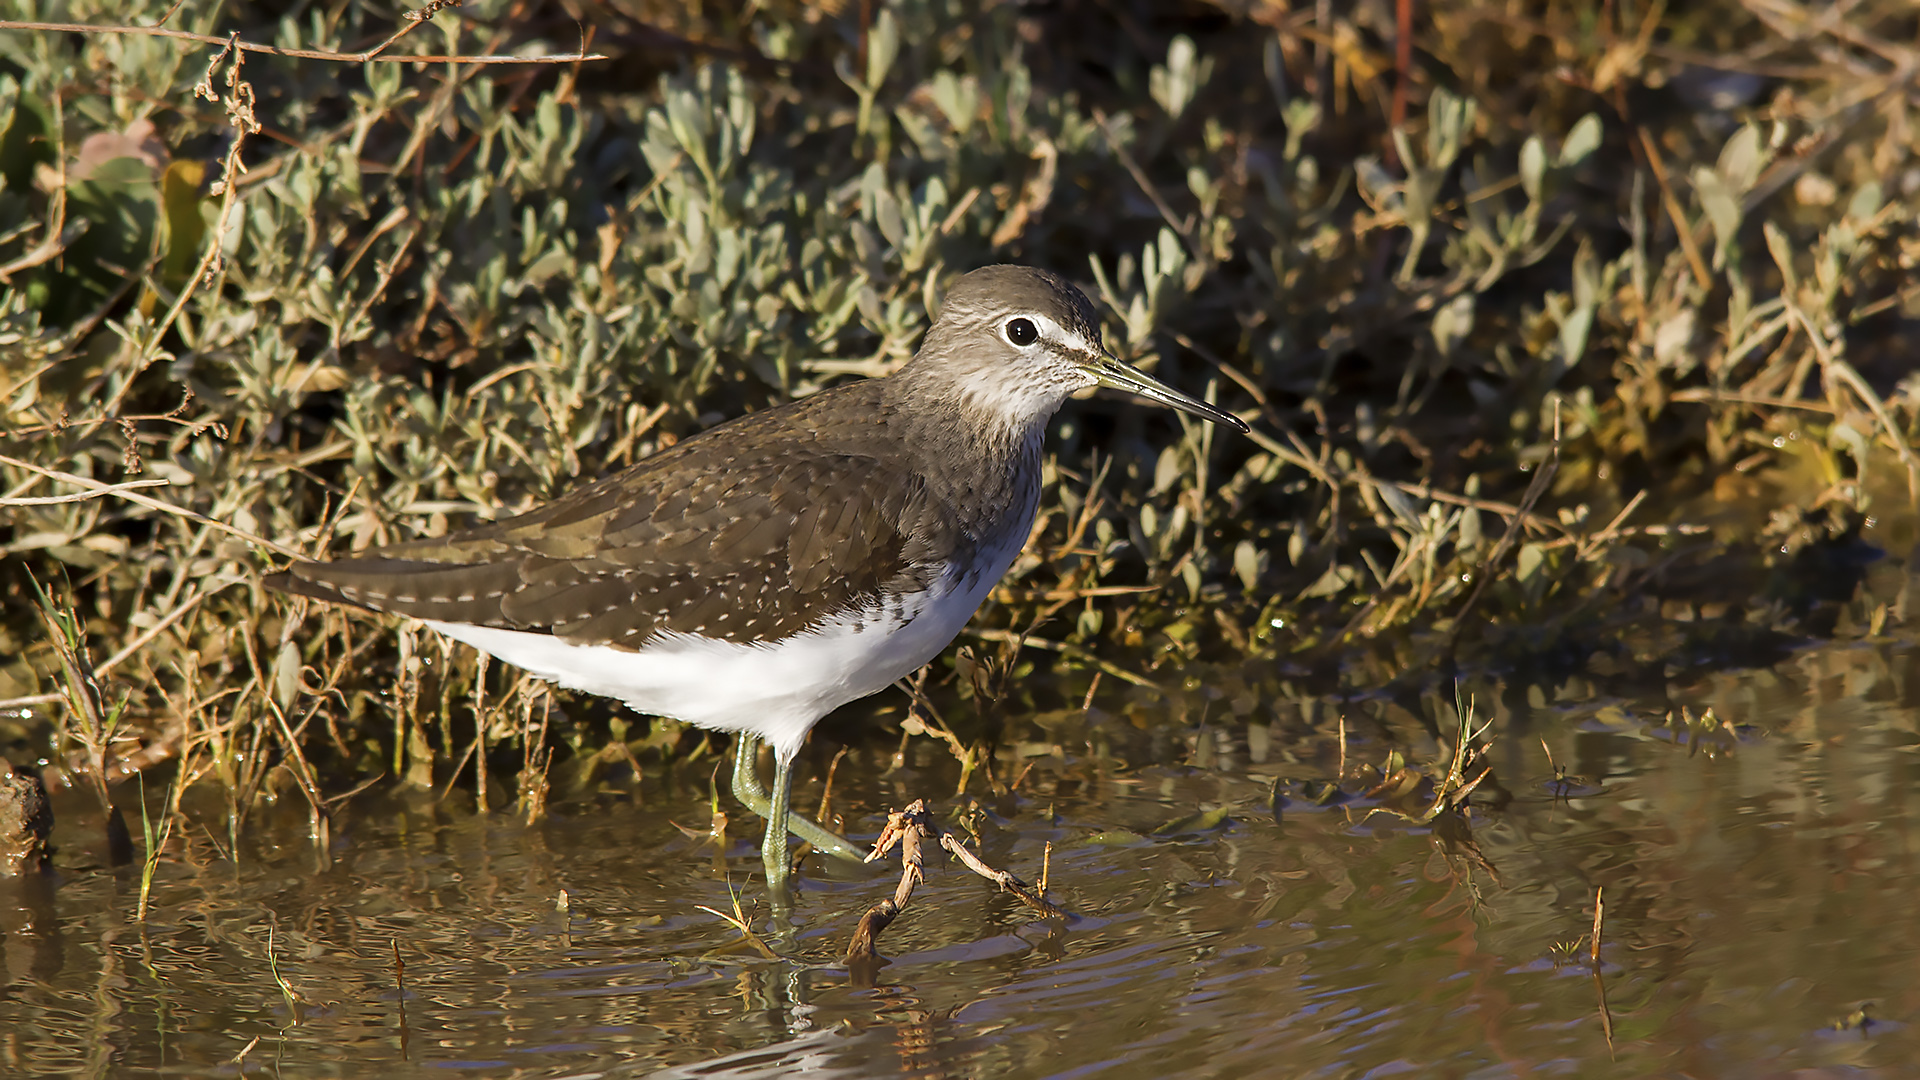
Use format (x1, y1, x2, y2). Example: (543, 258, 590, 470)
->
(268, 378, 961, 648)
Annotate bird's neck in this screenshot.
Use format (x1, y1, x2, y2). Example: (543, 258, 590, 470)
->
(891, 348, 1071, 442)
(884, 366, 1052, 548)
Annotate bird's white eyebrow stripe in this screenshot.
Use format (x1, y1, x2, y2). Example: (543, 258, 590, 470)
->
(1021, 311, 1096, 355)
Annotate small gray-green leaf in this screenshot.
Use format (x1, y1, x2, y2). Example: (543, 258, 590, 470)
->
(1847, 180, 1883, 222)
(1558, 303, 1593, 368)
(855, 282, 883, 324)
(1234, 539, 1262, 591)
(930, 70, 977, 135)
(874, 188, 906, 249)
(1519, 136, 1546, 202)
(1693, 166, 1742, 261)
(1716, 123, 1766, 194)
(1298, 563, 1354, 599)
(272, 640, 301, 711)
(865, 9, 899, 88)
(1560, 113, 1602, 165)
(1377, 483, 1425, 528)
(1516, 543, 1545, 582)
(1460, 506, 1483, 549)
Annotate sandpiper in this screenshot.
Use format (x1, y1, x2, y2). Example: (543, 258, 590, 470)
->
(268, 265, 1246, 899)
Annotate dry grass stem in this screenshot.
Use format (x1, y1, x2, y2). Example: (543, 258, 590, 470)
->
(0, 16, 606, 64)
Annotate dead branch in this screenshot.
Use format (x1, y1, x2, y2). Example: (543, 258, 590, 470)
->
(846, 800, 1062, 966)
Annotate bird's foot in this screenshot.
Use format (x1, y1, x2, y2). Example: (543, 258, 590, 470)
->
(729, 737, 867, 865)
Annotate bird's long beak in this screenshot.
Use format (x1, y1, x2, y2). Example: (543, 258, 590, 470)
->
(1086, 353, 1249, 433)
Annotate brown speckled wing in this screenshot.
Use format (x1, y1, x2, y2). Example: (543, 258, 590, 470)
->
(269, 385, 952, 648)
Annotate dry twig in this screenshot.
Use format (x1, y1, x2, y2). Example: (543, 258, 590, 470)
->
(846, 800, 1061, 965)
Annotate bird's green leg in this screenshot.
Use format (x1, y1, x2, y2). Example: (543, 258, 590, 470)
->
(762, 753, 794, 899)
(729, 736, 866, 867)
(729, 733, 772, 807)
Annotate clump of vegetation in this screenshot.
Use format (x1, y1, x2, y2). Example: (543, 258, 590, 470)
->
(2, 1, 1916, 827)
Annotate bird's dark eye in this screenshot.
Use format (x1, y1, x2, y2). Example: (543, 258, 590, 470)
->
(1005, 317, 1038, 346)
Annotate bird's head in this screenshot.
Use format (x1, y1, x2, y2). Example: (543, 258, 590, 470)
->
(911, 265, 1248, 435)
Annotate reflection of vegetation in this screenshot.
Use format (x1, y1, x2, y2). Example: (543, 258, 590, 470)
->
(2, 2, 1917, 820)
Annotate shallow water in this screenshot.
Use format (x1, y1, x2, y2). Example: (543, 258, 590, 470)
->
(4, 634, 1919, 1078)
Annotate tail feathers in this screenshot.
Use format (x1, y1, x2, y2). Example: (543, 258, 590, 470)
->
(265, 558, 513, 627)
(262, 569, 367, 609)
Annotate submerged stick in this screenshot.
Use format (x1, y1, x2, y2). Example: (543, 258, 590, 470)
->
(846, 801, 1061, 965)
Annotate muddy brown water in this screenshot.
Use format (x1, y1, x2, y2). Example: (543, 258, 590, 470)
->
(3, 632, 1918, 1078)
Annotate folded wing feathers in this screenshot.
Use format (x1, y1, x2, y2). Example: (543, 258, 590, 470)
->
(273, 445, 940, 648)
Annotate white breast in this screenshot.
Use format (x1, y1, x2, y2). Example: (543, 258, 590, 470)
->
(421, 527, 1026, 761)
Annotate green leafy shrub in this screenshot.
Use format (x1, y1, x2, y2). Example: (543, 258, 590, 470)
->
(2, 0, 1916, 808)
